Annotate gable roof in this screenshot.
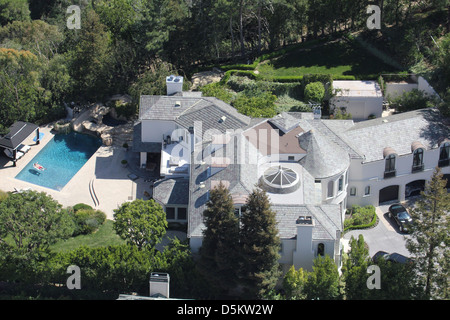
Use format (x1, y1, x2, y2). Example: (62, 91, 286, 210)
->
(139, 95, 251, 136)
(274, 204, 342, 240)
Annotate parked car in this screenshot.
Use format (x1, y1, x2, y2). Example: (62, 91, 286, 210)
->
(372, 251, 412, 264)
(388, 203, 413, 233)
(405, 181, 424, 198)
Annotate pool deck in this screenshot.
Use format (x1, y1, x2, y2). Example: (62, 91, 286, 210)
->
(0, 124, 152, 220)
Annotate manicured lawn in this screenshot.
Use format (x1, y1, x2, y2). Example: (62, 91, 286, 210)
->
(50, 220, 125, 252)
(256, 39, 399, 79)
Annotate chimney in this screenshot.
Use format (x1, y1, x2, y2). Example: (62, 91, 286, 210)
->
(293, 215, 315, 270)
(149, 272, 170, 298)
(166, 75, 183, 96)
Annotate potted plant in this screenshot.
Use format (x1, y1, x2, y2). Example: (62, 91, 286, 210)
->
(121, 159, 128, 168)
(123, 143, 129, 151)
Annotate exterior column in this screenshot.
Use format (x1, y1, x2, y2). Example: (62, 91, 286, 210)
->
(13, 149, 17, 167)
(36, 128, 40, 145)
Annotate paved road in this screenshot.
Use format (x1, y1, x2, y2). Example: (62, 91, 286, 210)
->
(343, 203, 412, 259)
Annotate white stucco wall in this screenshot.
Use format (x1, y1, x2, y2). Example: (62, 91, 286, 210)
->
(141, 120, 177, 143)
(331, 96, 383, 121)
(346, 147, 450, 207)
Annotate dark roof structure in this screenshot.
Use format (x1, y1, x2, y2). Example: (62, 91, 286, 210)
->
(0, 121, 38, 150)
(153, 178, 190, 206)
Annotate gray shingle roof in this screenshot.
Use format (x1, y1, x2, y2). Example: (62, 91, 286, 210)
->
(337, 108, 450, 162)
(298, 129, 350, 179)
(139, 95, 251, 136)
(153, 178, 190, 206)
(266, 204, 342, 240)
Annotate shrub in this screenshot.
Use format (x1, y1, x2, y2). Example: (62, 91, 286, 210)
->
(73, 203, 93, 212)
(389, 89, 439, 113)
(73, 208, 106, 236)
(344, 205, 377, 231)
(199, 82, 233, 103)
(304, 81, 325, 103)
(232, 90, 277, 118)
(0, 190, 8, 203)
(113, 101, 136, 119)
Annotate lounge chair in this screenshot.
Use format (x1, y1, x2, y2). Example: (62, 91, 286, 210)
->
(13, 187, 31, 194)
(4, 148, 24, 160)
(18, 144, 31, 153)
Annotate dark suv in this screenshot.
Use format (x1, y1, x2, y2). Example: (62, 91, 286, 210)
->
(372, 251, 412, 264)
(388, 204, 413, 233)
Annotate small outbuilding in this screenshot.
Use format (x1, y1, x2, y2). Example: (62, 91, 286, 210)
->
(0, 121, 40, 166)
(330, 80, 383, 121)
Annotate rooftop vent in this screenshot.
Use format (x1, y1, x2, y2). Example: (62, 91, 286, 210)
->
(175, 101, 181, 107)
(219, 116, 227, 123)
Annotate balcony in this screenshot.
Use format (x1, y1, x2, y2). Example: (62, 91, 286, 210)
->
(160, 137, 190, 177)
(411, 163, 424, 173)
(384, 170, 396, 179)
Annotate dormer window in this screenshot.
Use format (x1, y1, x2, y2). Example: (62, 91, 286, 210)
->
(439, 142, 450, 167)
(384, 153, 396, 178)
(412, 148, 424, 172)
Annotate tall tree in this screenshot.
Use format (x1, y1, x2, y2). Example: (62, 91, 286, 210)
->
(0, 190, 74, 283)
(66, 8, 112, 101)
(0, 0, 30, 26)
(406, 167, 450, 299)
(198, 182, 240, 298)
(0, 48, 43, 129)
(304, 254, 341, 300)
(341, 234, 371, 300)
(113, 199, 168, 250)
(239, 186, 281, 299)
(282, 265, 308, 299)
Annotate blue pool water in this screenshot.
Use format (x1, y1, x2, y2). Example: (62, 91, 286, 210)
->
(15, 132, 102, 191)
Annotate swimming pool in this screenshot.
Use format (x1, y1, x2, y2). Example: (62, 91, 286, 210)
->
(15, 132, 102, 191)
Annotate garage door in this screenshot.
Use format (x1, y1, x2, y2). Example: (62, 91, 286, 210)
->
(405, 180, 425, 198)
(379, 185, 399, 204)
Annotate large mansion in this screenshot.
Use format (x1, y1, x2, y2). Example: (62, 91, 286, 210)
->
(133, 75, 450, 272)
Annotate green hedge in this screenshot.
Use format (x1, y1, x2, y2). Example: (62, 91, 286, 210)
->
(344, 205, 377, 232)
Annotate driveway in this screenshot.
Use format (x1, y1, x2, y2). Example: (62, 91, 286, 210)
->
(343, 202, 412, 258)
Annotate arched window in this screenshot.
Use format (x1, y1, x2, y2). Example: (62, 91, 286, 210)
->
(317, 243, 325, 256)
(327, 180, 334, 198)
(412, 148, 424, 172)
(439, 142, 450, 167)
(384, 154, 396, 178)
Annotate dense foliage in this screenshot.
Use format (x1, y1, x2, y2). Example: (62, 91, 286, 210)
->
(0, 0, 448, 132)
